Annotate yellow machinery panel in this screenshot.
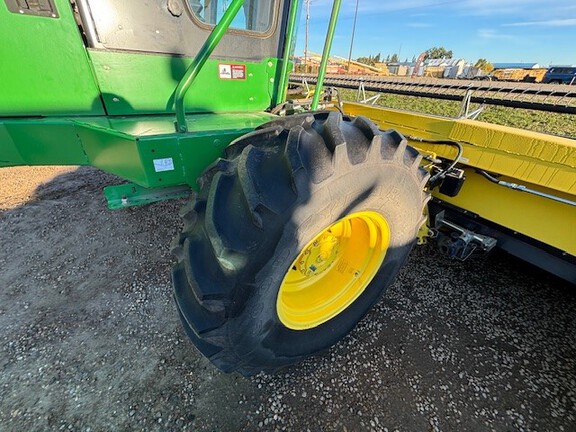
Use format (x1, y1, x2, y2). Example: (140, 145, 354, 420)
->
(342, 102, 576, 257)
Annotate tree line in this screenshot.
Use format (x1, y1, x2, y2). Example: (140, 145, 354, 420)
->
(355, 47, 493, 72)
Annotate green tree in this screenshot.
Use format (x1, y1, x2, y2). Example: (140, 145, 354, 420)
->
(356, 56, 374, 66)
(474, 58, 494, 73)
(425, 47, 453, 59)
(390, 53, 399, 63)
(355, 53, 383, 66)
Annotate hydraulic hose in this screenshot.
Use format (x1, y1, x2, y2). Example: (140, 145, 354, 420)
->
(478, 170, 576, 207)
(405, 135, 464, 184)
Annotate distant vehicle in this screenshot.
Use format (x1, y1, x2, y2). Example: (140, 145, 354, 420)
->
(489, 68, 547, 83)
(542, 66, 576, 84)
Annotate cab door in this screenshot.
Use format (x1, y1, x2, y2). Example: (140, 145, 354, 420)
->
(76, 0, 289, 115)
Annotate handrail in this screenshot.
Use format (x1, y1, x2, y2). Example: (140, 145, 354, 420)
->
(275, 0, 303, 105)
(174, 0, 245, 133)
(311, 0, 342, 110)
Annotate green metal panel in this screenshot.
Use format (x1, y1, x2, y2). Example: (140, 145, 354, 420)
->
(174, 0, 246, 132)
(0, 0, 104, 116)
(144, 112, 277, 188)
(74, 123, 149, 185)
(0, 125, 23, 166)
(1, 112, 277, 186)
(138, 137, 186, 186)
(88, 50, 279, 116)
(72, 112, 277, 188)
(0, 120, 89, 166)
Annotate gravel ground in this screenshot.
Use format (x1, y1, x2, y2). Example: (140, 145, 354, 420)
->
(1, 166, 575, 432)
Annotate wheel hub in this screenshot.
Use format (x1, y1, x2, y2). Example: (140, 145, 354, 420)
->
(295, 232, 340, 277)
(277, 211, 391, 330)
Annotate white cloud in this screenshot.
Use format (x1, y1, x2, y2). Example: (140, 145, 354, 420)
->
(505, 19, 576, 27)
(477, 29, 515, 40)
(406, 23, 433, 28)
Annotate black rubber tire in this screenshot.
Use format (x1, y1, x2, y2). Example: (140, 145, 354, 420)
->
(171, 111, 429, 375)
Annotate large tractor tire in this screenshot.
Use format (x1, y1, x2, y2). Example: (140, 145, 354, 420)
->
(172, 111, 429, 375)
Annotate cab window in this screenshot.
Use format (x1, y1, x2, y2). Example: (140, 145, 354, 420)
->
(188, 0, 274, 33)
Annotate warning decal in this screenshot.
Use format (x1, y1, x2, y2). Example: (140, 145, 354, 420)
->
(219, 64, 246, 80)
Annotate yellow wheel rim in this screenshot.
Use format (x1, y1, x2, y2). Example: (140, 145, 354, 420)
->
(277, 211, 391, 330)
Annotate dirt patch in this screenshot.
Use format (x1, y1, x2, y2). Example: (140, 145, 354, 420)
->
(1, 166, 575, 431)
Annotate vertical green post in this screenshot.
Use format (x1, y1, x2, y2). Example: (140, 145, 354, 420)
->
(174, 0, 245, 132)
(276, 0, 303, 105)
(311, 0, 342, 110)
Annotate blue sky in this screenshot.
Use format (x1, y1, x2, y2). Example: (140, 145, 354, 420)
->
(295, 0, 576, 67)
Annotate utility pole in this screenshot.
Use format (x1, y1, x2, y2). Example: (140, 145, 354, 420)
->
(347, 0, 360, 73)
(304, 0, 310, 73)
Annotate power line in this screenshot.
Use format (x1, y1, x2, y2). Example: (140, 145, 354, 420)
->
(305, 0, 311, 70)
(347, 0, 360, 72)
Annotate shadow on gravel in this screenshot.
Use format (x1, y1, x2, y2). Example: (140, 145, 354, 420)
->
(1, 166, 575, 432)
(0, 166, 259, 431)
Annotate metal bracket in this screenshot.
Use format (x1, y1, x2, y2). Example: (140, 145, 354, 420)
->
(417, 212, 433, 246)
(356, 81, 380, 105)
(103, 183, 191, 210)
(458, 89, 484, 120)
(433, 211, 497, 260)
(301, 78, 313, 98)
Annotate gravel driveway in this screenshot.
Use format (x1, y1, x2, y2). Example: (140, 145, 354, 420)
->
(1, 166, 574, 431)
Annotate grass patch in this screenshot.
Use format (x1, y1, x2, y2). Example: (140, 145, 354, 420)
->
(339, 89, 576, 139)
